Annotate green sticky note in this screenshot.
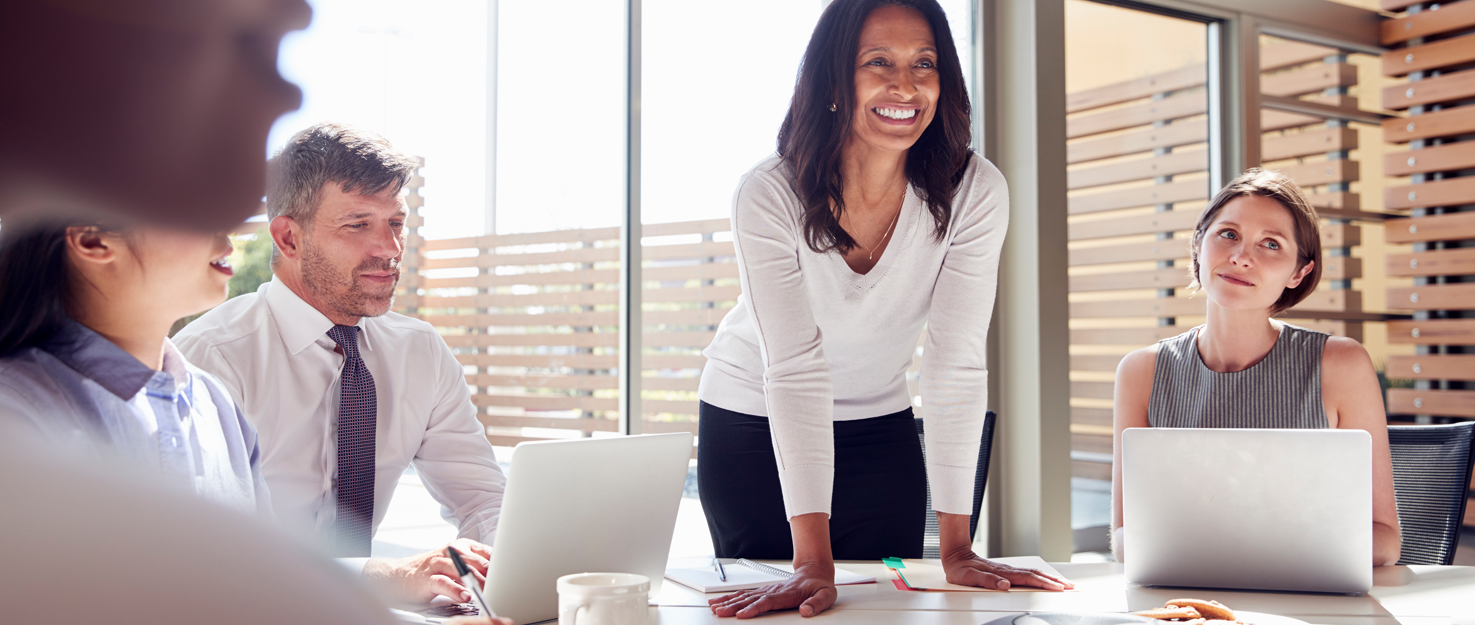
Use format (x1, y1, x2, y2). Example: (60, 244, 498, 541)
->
(882, 557, 906, 569)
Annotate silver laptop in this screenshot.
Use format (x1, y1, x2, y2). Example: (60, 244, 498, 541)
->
(482, 432, 693, 624)
(1122, 428, 1372, 594)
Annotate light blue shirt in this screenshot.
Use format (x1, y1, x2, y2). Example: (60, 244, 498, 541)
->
(0, 320, 271, 516)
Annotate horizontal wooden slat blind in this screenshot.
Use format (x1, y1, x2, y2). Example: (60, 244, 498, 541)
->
(401, 218, 740, 449)
(1380, 2, 1475, 438)
(1380, 0, 1475, 526)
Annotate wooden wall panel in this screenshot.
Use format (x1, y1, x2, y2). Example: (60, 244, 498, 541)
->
(1385, 177, 1475, 211)
(1068, 119, 1208, 164)
(1387, 389, 1475, 418)
(1067, 150, 1206, 190)
(1382, 67, 1475, 110)
(1069, 179, 1208, 215)
(1387, 249, 1475, 278)
(1386, 212, 1475, 244)
(1069, 267, 1191, 292)
(1262, 62, 1358, 98)
(1387, 320, 1475, 345)
(1268, 160, 1360, 189)
(1384, 142, 1475, 177)
(1386, 355, 1475, 381)
(1067, 209, 1201, 241)
(1381, 32, 1475, 76)
(1262, 127, 1358, 161)
(1067, 64, 1206, 114)
(1382, 107, 1475, 144)
(1067, 91, 1206, 139)
(1387, 284, 1475, 311)
(1381, 0, 1475, 45)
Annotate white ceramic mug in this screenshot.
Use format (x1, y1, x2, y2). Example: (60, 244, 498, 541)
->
(556, 572, 649, 625)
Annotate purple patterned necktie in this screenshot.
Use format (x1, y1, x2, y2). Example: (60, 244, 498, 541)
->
(328, 324, 376, 557)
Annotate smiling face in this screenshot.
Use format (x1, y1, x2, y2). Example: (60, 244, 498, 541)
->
(297, 183, 407, 320)
(1196, 195, 1316, 314)
(847, 5, 940, 154)
(72, 227, 236, 322)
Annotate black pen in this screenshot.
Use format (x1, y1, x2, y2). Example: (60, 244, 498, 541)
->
(714, 558, 727, 582)
(447, 546, 496, 619)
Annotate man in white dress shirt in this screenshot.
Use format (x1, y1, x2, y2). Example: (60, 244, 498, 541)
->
(175, 122, 506, 604)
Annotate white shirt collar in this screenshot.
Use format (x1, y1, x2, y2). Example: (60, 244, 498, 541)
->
(159, 340, 192, 396)
(263, 275, 374, 355)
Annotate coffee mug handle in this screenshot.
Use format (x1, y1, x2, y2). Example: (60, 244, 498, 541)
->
(570, 602, 591, 625)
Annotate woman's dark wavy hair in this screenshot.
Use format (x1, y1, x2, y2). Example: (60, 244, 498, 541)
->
(0, 219, 101, 355)
(778, 0, 973, 253)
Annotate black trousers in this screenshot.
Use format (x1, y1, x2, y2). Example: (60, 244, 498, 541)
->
(697, 401, 926, 560)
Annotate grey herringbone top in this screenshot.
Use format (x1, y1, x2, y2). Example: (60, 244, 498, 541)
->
(1147, 324, 1329, 429)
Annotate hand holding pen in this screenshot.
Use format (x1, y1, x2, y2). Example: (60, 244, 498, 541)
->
(447, 546, 498, 621)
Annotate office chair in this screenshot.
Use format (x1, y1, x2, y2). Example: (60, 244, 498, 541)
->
(916, 410, 997, 559)
(1388, 421, 1475, 566)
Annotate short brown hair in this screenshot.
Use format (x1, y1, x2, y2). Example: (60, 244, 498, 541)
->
(266, 122, 418, 225)
(1188, 168, 1323, 315)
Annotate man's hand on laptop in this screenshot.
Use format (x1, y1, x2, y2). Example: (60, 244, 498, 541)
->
(363, 538, 493, 603)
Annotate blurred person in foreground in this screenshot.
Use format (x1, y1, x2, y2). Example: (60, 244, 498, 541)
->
(0, 0, 509, 622)
(0, 219, 270, 515)
(175, 121, 508, 605)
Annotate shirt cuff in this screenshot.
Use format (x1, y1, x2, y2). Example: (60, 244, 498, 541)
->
(337, 557, 371, 576)
(926, 461, 976, 516)
(777, 462, 834, 520)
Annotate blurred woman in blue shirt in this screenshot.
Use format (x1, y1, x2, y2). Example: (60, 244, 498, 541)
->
(0, 219, 270, 515)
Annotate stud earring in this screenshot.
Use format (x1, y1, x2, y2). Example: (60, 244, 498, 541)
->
(829, 103, 837, 112)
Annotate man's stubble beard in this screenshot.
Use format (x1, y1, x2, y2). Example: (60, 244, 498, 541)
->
(300, 236, 399, 320)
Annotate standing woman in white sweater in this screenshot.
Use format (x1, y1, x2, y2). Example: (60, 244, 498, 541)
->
(698, 0, 1072, 618)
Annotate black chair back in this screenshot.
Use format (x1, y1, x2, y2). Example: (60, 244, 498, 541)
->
(916, 411, 997, 559)
(1388, 422, 1475, 566)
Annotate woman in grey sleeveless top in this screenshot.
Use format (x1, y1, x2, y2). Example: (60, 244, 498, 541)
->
(1109, 169, 1401, 566)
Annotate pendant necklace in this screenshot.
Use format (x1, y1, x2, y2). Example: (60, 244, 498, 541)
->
(851, 188, 906, 261)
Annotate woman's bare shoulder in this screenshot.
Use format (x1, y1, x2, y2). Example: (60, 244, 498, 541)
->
(1117, 343, 1160, 381)
(1321, 335, 1375, 377)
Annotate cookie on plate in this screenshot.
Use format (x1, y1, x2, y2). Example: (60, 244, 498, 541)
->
(1165, 598, 1235, 621)
(1133, 606, 1201, 620)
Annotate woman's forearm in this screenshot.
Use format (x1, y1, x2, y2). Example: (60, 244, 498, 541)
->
(790, 512, 836, 575)
(937, 511, 974, 557)
(1373, 521, 1401, 566)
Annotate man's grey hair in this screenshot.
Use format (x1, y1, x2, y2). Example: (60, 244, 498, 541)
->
(266, 122, 419, 225)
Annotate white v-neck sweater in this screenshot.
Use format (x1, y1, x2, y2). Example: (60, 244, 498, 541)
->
(699, 153, 1010, 520)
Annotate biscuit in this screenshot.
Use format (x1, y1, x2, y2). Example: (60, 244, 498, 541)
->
(1133, 607, 1201, 620)
(1166, 599, 1235, 621)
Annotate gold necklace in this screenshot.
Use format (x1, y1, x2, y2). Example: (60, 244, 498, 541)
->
(848, 189, 906, 261)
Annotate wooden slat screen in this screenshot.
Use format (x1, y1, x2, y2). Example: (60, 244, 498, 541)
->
(1379, 0, 1475, 524)
(397, 219, 741, 449)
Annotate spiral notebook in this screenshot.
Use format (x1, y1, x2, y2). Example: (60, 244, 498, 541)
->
(664, 559, 876, 593)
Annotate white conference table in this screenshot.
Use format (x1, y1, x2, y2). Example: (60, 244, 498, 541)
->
(640, 559, 1475, 624)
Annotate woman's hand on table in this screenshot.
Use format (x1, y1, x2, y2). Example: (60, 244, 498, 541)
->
(941, 546, 1074, 591)
(708, 561, 837, 619)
